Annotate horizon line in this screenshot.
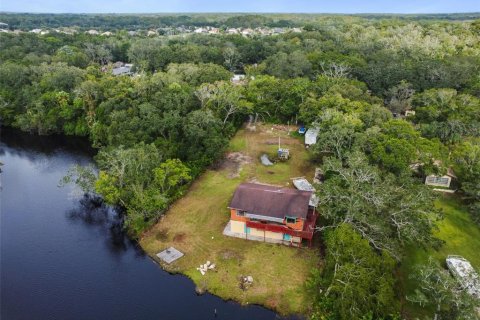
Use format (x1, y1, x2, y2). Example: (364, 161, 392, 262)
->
(1, 11, 480, 15)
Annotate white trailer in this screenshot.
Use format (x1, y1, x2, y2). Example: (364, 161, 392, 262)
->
(304, 128, 319, 146)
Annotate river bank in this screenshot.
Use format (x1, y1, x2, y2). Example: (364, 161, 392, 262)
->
(0, 128, 290, 320)
(140, 124, 322, 316)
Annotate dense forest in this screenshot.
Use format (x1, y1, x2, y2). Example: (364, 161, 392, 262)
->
(1, 13, 479, 319)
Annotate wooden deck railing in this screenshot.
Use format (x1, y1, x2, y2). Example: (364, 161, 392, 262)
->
(245, 220, 315, 240)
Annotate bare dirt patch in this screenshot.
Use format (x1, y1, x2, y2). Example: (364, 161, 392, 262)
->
(264, 139, 295, 145)
(219, 152, 253, 178)
(173, 232, 186, 243)
(266, 296, 280, 309)
(155, 229, 169, 241)
(271, 124, 292, 132)
(219, 249, 244, 262)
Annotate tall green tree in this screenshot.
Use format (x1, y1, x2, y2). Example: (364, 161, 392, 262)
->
(452, 139, 480, 221)
(196, 81, 252, 126)
(317, 151, 441, 258)
(308, 224, 399, 320)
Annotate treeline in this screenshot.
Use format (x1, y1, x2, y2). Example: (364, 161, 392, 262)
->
(0, 13, 219, 29)
(0, 13, 300, 30)
(2, 13, 480, 30)
(1, 18, 479, 95)
(0, 16, 479, 319)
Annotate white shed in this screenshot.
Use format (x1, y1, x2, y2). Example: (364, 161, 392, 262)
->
(305, 128, 319, 146)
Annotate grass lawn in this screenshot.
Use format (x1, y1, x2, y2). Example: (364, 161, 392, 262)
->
(140, 124, 321, 315)
(399, 196, 480, 318)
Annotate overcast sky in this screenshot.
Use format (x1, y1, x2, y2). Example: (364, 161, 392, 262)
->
(1, 0, 479, 14)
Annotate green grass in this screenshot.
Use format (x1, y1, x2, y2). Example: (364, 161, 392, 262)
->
(228, 131, 247, 152)
(140, 124, 320, 315)
(399, 196, 480, 318)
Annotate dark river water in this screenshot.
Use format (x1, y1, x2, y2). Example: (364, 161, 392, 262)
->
(0, 129, 291, 320)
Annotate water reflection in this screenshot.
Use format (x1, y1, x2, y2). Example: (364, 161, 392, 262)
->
(1, 126, 95, 157)
(66, 194, 138, 254)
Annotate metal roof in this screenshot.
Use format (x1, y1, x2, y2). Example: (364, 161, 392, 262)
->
(292, 178, 315, 192)
(305, 127, 319, 145)
(112, 66, 132, 76)
(229, 183, 311, 219)
(292, 178, 319, 207)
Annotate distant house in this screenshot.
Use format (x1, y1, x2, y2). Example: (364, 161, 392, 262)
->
(56, 28, 76, 35)
(241, 28, 254, 36)
(194, 27, 207, 34)
(425, 167, 457, 189)
(86, 29, 99, 35)
(224, 183, 318, 247)
(147, 30, 157, 36)
(112, 63, 133, 76)
(404, 110, 416, 117)
(227, 28, 239, 34)
(305, 127, 319, 146)
(231, 74, 246, 85)
(176, 26, 189, 33)
(30, 28, 42, 34)
(101, 31, 113, 36)
(257, 28, 271, 36)
(425, 175, 452, 188)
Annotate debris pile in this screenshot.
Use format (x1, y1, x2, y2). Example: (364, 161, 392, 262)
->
(197, 260, 216, 275)
(239, 275, 254, 290)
